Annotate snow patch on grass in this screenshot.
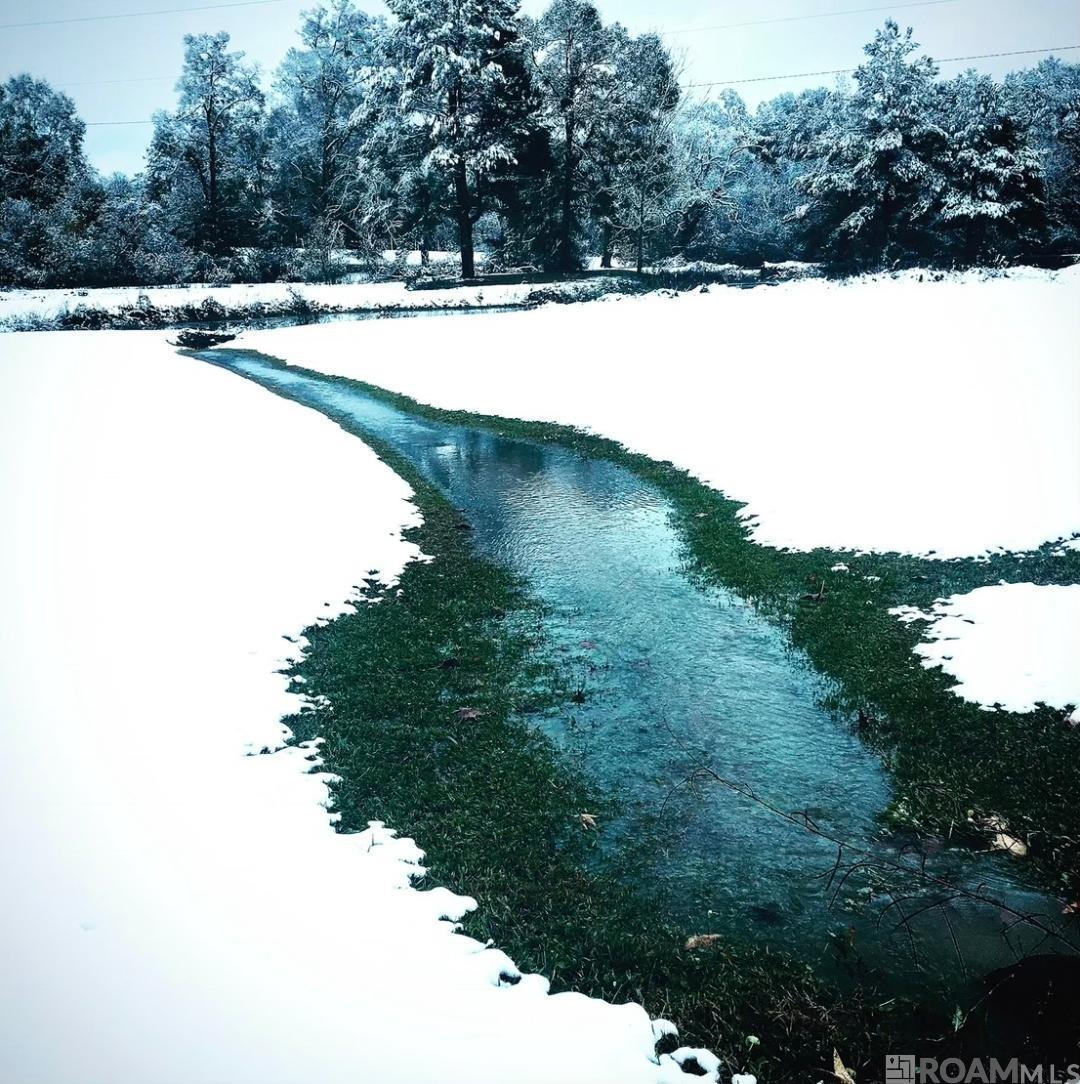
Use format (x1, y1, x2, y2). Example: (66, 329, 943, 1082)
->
(890, 583, 1080, 712)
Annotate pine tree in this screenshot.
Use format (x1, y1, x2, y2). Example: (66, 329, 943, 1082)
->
(525, 0, 618, 270)
(0, 75, 96, 286)
(938, 70, 1046, 264)
(382, 0, 533, 278)
(1005, 58, 1080, 248)
(798, 21, 947, 267)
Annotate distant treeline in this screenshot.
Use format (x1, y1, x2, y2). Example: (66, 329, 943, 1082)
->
(2, 0, 1079, 288)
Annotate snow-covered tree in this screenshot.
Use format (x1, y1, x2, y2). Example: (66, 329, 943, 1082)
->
(797, 21, 947, 267)
(602, 32, 682, 271)
(0, 75, 96, 286)
(379, 0, 533, 278)
(148, 33, 266, 252)
(938, 70, 1045, 263)
(1005, 58, 1080, 248)
(272, 2, 378, 241)
(524, 0, 620, 270)
(668, 93, 749, 252)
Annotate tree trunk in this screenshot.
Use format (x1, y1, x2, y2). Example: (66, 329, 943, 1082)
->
(636, 192, 645, 274)
(208, 121, 220, 250)
(600, 220, 613, 269)
(559, 114, 576, 272)
(454, 159, 476, 279)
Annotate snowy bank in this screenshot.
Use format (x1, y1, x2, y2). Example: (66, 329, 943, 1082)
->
(240, 265, 1080, 558)
(0, 332, 708, 1084)
(0, 279, 536, 328)
(890, 583, 1080, 713)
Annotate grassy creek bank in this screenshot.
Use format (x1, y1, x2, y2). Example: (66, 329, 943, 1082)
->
(206, 350, 1079, 1077)
(288, 365, 1080, 900)
(208, 351, 895, 1080)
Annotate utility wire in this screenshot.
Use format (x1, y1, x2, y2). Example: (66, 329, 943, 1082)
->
(0, 0, 289, 31)
(86, 41, 1079, 124)
(64, 76, 173, 87)
(687, 43, 1080, 88)
(665, 0, 961, 37)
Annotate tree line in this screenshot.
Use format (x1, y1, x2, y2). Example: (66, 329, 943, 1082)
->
(2, 0, 1079, 288)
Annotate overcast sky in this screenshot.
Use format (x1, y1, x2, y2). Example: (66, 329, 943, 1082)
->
(1, 0, 1077, 175)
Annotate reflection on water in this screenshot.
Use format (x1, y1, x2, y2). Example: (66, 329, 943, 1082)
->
(212, 348, 1071, 1003)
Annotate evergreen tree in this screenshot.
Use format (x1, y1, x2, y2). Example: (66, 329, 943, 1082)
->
(381, 0, 533, 278)
(1005, 58, 1080, 248)
(0, 74, 95, 286)
(525, 0, 618, 270)
(797, 21, 947, 267)
(938, 70, 1046, 264)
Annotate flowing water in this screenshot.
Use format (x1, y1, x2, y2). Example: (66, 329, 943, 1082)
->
(206, 345, 1070, 1007)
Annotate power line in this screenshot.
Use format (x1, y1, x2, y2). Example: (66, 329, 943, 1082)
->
(687, 43, 1080, 89)
(665, 0, 961, 37)
(0, 0, 289, 31)
(64, 76, 173, 88)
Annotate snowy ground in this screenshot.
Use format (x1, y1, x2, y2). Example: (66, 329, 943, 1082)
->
(240, 266, 1080, 560)
(0, 331, 708, 1084)
(890, 583, 1080, 713)
(0, 278, 535, 326)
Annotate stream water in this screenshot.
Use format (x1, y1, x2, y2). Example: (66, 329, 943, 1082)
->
(207, 345, 1070, 1009)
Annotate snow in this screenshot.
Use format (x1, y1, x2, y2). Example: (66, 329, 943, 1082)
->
(239, 265, 1080, 558)
(380, 248, 488, 267)
(0, 278, 534, 326)
(0, 331, 708, 1084)
(889, 583, 1080, 712)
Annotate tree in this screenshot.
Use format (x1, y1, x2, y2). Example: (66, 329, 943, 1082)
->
(797, 21, 948, 267)
(525, 0, 618, 270)
(381, 0, 534, 278)
(272, 1, 378, 241)
(602, 32, 682, 272)
(148, 33, 265, 252)
(938, 70, 1046, 264)
(1005, 58, 1080, 248)
(73, 175, 195, 286)
(0, 74, 94, 286)
(666, 92, 754, 260)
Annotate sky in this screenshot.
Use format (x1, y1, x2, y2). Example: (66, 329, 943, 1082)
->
(0, 0, 1077, 175)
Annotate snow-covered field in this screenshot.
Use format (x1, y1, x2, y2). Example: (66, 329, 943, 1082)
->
(241, 266, 1080, 560)
(0, 279, 534, 326)
(891, 583, 1080, 713)
(0, 332, 707, 1084)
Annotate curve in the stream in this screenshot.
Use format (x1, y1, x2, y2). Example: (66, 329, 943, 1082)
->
(206, 346, 1069, 1007)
